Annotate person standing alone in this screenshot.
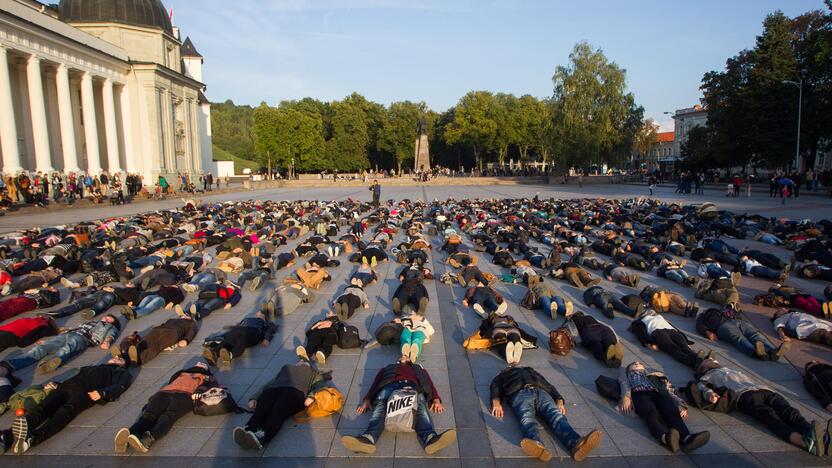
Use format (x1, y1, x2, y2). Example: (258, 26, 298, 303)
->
(369, 180, 381, 207)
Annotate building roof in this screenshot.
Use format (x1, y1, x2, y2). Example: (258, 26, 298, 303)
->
(181, 36, 202, 58)
(57, 0, 173, 34)
(657, 131, 674, 143)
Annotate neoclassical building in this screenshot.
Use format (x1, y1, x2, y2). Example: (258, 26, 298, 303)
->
(0, 0, 215, 181)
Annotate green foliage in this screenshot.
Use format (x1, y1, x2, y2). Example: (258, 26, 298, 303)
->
(377, 101, 428, 172)
(445, 91, 499, 170)
(211, 100, 255, 161)
(550, 41, 638, 168)
(680, 126, 716, 168)
(325, 100, 369, 171)
(701, 9, 832, 170)
(211, 145, 259, 173)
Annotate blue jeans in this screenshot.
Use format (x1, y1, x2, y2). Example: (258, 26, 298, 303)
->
(705, 264, 731, 279)
(749, 266, 780, 280)
(192, 298, 224, 319)
(717, 320, 774, 356)
(665, 269, 689, 284)
(481, 297, 500, 313)
(707, 240, 738, 255)
(135, 295, 166, 318)
(363, 381, 436, 446)
(758, 233, 782, 245)
(6, 332, 88, 370)
(173, 245, 195, 257)
(52, 292, 116, 318)
(539, 295, 566, 316)
(129, 256, 162, 269)
(510, 387, 580, 450)
(189, 272, 216, 289)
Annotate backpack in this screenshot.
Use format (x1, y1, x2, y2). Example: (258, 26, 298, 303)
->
(463, 331, 492, 350)
(651, 291, 671, 313)
(384, 387, 418, 432)
(119, 331, 143, 362)
(549, 326, 575, 356)
(595, 375, 621, 401)
(375, 321, 404, 345)
(336, 322, 362, 349)
(0, 385, 48, 416)
(520, 290, 538, 310)
(193, 385, 242, 416)
(305, 387, 344, 418)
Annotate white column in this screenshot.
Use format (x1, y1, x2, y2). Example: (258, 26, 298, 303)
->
(55, 64, 79, 173)
(102, 79, 121, 173)
(26, 55, 53, 172)
(118, 85, 135, 173)
(0, 47, 22, 173)
(80, 72, 101, 174)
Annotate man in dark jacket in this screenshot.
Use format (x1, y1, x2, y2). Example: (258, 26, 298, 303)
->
(341, 356, 456, 455)
(630, 309, 709, 369)
(234, 361, 328, 449)
(0, 356, 132, 454)
(114, 315, 199, 366)
(115, 362, 214, 453)
(203, 311, 276, 367)
(695, 305, 785, 361)
(803, 361, 832, 412)
(490, 366, 602, 461)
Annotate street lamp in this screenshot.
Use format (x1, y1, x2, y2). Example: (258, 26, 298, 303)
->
(782, 79, 803, 173)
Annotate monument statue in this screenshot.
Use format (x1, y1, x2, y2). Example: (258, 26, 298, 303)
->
(414, 117, 430, 173)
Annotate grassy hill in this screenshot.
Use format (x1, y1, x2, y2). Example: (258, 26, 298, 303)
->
(212, 145, 260, 174)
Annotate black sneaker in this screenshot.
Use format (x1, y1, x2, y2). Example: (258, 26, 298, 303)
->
(127, 432, 154, 453)
(602, 305, 615, 319)
(681, 431, 710, 453)
(0, 429, 11, 455)
(341, 434, 376, 454)
(425, 429, 457, 455)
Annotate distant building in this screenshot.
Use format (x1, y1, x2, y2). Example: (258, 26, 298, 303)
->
(630, 131, 674, 171)
(0, 0, 217, 181)
(670, 104, 707, 165)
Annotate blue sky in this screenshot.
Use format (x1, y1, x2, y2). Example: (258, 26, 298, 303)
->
(167, 0, 823, 131)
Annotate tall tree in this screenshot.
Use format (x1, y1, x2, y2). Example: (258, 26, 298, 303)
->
(514, 95, 547, 164)
(444, 91, 498, 171)
(325, 100, 369, 171)
(377, 101, 427, 173)
(493, 93, 520, 166)
(252, 103, 280, 171)
(550, 42, 637, 168)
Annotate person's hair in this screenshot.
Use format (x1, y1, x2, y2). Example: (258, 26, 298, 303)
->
(104, 314, 122, 331)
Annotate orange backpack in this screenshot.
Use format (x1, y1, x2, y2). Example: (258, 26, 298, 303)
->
(305, 387, 344, 418)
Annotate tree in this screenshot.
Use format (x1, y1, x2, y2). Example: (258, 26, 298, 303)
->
(550, 42, 638, 169)
(444, 91, 498, 171)
(211, 100, 256, 161)
(325, 100, 369, 171)
(680, 126, 716, 168)
(633, 118, 660, 162)
(493, 93, 520, 166)
(513, 95, 547, 165)
(701, 9, 832, 170)
(252, 103, 280, 172)
(377, 101, 426, 174)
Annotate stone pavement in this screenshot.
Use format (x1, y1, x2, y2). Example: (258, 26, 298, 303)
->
(1, 184, 831, 467)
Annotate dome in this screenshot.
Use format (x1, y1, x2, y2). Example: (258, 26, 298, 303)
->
(58, 0, 173, 35)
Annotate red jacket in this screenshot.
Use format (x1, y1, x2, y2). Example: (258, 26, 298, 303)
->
(0, 316, 54, 338)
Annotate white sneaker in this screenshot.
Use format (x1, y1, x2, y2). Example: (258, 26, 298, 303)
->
(496, 302, 508, 316)
(473, 303, 486, 318)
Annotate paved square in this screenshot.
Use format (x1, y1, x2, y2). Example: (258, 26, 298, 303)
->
(0, 182, 830, 467)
